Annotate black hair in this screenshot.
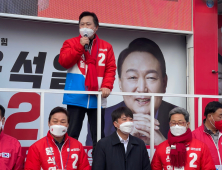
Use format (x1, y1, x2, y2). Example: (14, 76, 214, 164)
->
(111, 107, 133, 123)
(48, 107, 69, 123)
(117, 38, 166, 78)
(79, 11, 99, 27)
(204, 101, 222, 117)
(0, 105, 5, 118)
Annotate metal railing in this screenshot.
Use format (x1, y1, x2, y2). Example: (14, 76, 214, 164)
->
(0, 88, 222, 161)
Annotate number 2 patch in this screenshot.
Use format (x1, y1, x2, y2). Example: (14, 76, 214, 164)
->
(71, 154, 78, 169)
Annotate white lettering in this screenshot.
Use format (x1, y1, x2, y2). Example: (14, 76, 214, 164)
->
(45, 147, 53, 155)
(166, 146, 170, 154)
(167, 165, 173, 170)
(98, 53, 105, 66)
(99, 49, 107, 52)
(80, 60, 84, 68)
(47, 157, 55, 164)
(48, 167, 56, 170)
(166, 155, 170, 162)
(71, 154, 78, 169)
(189, 153, 198, 168)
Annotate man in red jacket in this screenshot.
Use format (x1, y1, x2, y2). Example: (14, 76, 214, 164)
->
(193, 101, 222, 169)
(151, 107, 216, 170)
(0, 105, 24, 170)
(59, 11, 116, 153)
(25, 107, 90, 170)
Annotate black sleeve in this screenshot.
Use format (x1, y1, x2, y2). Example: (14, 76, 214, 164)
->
(142, 142, 151, 170)
(92, 140, 106, 170)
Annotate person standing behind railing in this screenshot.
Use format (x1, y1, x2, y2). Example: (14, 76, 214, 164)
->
(0, 105, 24, 170)
(151, 107, 215, 170)
(59, 11, 116, 155)
(192, 101, 222, 170)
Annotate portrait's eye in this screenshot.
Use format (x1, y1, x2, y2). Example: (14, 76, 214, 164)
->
(146, 73, 158, 81)
(146, 76, 157, 80)
(128, 76, 137, 80)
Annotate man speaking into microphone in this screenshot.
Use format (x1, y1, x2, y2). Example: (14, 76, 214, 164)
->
(59, 11, 116, 154)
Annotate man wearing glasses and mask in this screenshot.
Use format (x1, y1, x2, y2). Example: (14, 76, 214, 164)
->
(151, 107, 215, 170)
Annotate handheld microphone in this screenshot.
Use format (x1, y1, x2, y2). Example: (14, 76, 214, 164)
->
(84, 33, 88, 51)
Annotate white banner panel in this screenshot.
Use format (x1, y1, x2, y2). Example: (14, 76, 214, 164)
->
(0, 17, 186, 147)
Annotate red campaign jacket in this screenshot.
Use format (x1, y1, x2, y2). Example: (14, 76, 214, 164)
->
(151, 138, 216, 170)
(192, 124, 222, 166)
(25, 131, 90, 170)
(59, 34, 116, 91)
(0, 130, 24, 170)
(59, 34, 116, 108)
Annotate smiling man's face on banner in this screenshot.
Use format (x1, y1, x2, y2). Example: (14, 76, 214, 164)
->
(119, 51, 167, 115)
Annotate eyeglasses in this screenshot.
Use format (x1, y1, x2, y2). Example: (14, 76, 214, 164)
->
(169, 121, 187, 126)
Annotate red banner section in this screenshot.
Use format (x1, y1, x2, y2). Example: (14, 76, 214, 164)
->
(4, 93, 40, 140)
(38, 0, 192, 31)
(194, 0, 218, 128)
(218, 15, 222, 56)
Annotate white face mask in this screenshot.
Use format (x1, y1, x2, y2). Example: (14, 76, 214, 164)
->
(117, 122, 134, 134)
(50, 125, 67, 137)
(0, 120, 2, 129)
(79, 28, 94, 38)
(170, 124, 187, 136)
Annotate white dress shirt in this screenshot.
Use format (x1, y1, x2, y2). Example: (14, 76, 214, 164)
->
(117, 132, 129, 153)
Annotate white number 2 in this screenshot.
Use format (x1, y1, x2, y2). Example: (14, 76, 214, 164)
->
(189, 153, 197, 168)
(71, 154, 78, 169)
(98, 53, 105, 66)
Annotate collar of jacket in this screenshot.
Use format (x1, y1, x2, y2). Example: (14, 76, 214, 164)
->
(111, 131, 139, 146)
(47, 130, 69, 144)
(201, 119, 222, 139)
